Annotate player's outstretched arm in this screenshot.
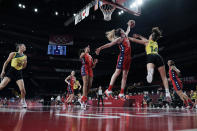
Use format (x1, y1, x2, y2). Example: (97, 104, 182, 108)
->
(128, 37, 148, 46)
(125, 20, 135, 36)
(172, 66, 181, 75)
(95, 37, 121, 55)
(80, 52, 85, 59)
(133, 34, 148, 41)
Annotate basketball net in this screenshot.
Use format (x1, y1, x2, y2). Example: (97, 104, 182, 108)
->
(100, 4, 115, 21)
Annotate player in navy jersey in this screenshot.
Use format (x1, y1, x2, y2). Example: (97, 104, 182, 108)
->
(65, 71, 76, 105)
(96, 20, 135, 100)
(80, 45, 98, 109)
(168, 60, 193, 108)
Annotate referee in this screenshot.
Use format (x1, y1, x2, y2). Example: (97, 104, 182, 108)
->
(98, 86, 104, 107)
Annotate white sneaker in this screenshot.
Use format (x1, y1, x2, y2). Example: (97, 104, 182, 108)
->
(118, 93, 126, 101)
(104, 89, 112, 98)
(22, 102, 27, 108)
(165, 92, 171, 102)
(118, 93, 124, 97)
(78, 99, 82, 105)
(80, 99, 83, 108)
(80, 103, 84, 109)
(80, 99, 86, 110)
(146, 69, 154, 83)
(81, 102, 87, 110)
(84, 103, 87, 109)
(186, 106, 190, 109)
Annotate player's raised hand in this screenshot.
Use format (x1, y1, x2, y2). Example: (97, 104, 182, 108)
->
(128, 20, 135, 28)
(94, 59, 98, 64)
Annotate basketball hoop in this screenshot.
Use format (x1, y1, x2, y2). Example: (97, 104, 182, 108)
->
(100, 4, 115, 21)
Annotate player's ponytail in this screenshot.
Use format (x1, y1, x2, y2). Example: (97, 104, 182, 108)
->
(106, 29, 116, 42)
(152, 27, 162, 41)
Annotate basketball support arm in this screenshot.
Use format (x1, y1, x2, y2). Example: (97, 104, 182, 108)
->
(64, 1, 96, 26)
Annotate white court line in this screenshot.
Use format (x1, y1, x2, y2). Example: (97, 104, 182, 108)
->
(119, 113, 162, 117)
(56, 113, 120, 119)
(176, 129, 197, 131)
(0, 108, 32, 112)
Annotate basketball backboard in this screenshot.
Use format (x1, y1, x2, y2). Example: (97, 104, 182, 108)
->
(97, 0, 141, 16)
(67, 0, 141, 26)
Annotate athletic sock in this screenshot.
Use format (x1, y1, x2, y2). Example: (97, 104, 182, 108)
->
(120, 88, 124, 94)
(184, 100, 188, 107)
(81, 96, 87, 102)
(108, 85, 113, 91)
(188, 99, 193, 107)
(84, 96, 87, 101)
(21, 98, 25, 103)
(188, 99, 193, 104)
(81, 96, 85, 102)
(165, 89, 170, 94)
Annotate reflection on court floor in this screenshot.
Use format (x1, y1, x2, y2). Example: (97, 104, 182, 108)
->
(0, 106, 197, 131)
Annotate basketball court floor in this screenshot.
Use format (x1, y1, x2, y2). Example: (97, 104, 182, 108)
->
(0, 106, 197, 131)
(0, 0, 197, 131)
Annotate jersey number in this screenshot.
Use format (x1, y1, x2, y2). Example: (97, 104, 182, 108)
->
(150, 46, 158, 53)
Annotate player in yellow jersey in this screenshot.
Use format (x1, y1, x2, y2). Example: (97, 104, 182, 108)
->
(0, 44, 28, 108)
(73, 80, 82, 105)
(191, 90, 197, 108)
(73, 80, 82, 98)
(129, 27, 171, 101)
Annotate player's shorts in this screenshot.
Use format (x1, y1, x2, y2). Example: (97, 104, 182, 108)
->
(67, 85, 74, 94)
(74, 89, 79, 95)
(171, 78, 183, 91)
(116, 55, 131, 71)
(147, 54, 164, 68)
(81, 65, 93, 77)
(5, 67, 23, 81)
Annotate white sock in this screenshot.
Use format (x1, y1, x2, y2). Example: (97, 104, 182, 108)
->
(165, 89, 170, 94)
(148, 68, 154, 76)
(147, 68, 154, 83)
(21, 98, 25, 103)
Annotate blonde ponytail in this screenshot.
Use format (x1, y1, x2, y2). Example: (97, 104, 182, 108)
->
(106, 29, 116, 42)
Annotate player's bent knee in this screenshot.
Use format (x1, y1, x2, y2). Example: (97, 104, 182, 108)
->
(0, 83, 5, 90)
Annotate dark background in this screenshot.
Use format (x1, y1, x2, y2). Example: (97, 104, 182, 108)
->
(0, 0, 197, 98)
